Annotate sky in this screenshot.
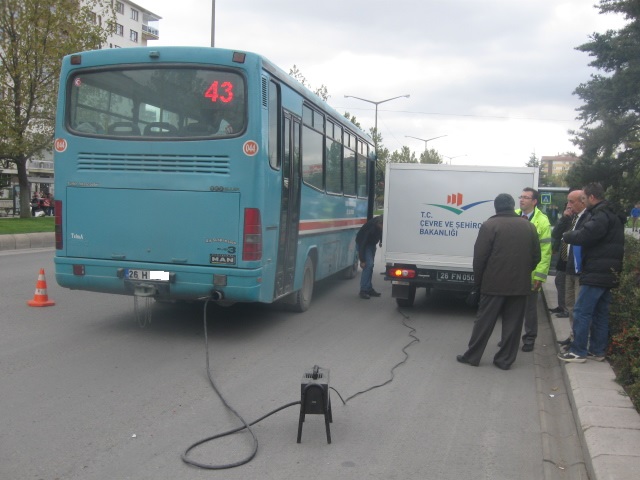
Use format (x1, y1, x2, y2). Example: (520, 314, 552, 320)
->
(144, 0, 626, 167)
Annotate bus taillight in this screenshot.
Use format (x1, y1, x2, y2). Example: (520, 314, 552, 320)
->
(242, 208, 262, 261)
(55, 200, 63, 250)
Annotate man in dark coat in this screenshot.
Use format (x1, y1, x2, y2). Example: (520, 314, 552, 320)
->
(457, 194, 541, 370)
(355, 215, 383, 299)
(558, 183, 626, 363)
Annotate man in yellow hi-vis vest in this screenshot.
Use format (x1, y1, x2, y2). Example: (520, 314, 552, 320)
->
(516, 187, 552, 352)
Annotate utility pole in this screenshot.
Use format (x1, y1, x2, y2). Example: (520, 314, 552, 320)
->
(210, 0, 216, 47)
(343, 94, 410, 211)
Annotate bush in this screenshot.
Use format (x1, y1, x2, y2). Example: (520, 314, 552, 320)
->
(608, 234, 640, 411)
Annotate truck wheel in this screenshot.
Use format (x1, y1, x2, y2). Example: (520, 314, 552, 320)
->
(396, 286, 416, 308)
(293, 257, 315, 312)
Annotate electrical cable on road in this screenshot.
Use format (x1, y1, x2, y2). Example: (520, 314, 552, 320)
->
(181, 300, 419, 470)
(332, 309, 419, 405)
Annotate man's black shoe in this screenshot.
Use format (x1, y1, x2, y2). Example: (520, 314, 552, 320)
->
(521, 343, 534, 352)
(493, 361, 510, 370)
(555, 312, 569, 318)
(456, 355, 478, 366)
(548, 306, 563, 313)
(368, 288, 381, 297)
(557, 337, 571, 346)
(359, 291, 370, 299)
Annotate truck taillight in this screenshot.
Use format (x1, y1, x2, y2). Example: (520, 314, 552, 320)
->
(55, 200, 63, 250)
(388, 267, 416, 279)
(242, 208, 262, 261)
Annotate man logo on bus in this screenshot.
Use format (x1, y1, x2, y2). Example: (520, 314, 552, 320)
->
(427, 193, 492, 215)
(243, 140, 259, 156)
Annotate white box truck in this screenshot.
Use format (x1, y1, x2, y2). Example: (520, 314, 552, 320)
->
(382, 163, 538, 307)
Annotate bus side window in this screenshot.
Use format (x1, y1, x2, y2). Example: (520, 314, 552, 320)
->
(268, 80, 280, 169)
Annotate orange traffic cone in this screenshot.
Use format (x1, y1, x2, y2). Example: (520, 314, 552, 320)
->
(27, 268, 56, 307)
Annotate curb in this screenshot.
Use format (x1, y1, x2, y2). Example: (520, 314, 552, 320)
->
(542, 281, 640, 480)
(0, 232, 55, 251)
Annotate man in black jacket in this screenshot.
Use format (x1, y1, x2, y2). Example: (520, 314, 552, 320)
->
(558, 183, 626, 363)
(457, 194, 540, 370)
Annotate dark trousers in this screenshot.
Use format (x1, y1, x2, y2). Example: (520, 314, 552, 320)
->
(522, 289, 539, 345)
(554, 270, 567, 311)
(463, 294, 527, 367)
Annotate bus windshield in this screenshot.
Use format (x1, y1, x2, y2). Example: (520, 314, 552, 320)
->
(67, 67, 246, 138)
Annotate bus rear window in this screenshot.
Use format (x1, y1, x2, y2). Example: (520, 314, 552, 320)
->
(67, 67, 246, 139)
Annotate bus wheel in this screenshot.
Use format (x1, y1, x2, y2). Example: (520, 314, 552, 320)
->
(342, 255, 359, 279)
(294, 257, 315, 312)
(396, 286, 416, 308)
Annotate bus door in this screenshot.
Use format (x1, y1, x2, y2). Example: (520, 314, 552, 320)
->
(274, 113, 301, 297)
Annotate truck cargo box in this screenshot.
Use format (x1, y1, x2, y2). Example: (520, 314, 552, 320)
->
(382, 163, 538, 307)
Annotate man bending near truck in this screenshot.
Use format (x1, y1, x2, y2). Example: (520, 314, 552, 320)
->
(356, 215, 383, 299)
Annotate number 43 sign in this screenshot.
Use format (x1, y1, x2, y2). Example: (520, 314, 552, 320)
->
(204, 81, 233, 103)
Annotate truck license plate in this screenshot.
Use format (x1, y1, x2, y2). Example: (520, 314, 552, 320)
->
(436, 271, 474, 283)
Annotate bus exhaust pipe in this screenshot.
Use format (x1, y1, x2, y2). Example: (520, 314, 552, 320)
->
(211, 290, 224, 301)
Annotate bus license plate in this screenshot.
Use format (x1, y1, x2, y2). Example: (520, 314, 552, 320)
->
(436, 271, 474, 283)
(125, 269, 170, 282)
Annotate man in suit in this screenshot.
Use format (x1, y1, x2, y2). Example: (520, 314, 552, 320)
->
(556, 189, 587, 349)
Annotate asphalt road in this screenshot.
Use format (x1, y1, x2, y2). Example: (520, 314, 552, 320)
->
(1, 249, 582, 479)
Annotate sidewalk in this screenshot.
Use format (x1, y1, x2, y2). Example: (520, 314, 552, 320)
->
(541, 277, 640, 480)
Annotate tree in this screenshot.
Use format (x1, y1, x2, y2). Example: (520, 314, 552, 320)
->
(419, 148, 444, 164)
(343, 111, 361, 129)
(288, 65, 330, 101)
(569, 0, 640, 208)
(390, 146, 417, 164)
(0, 0, 113, 217)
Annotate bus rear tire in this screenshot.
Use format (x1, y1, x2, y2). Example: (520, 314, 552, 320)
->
(293, 257, 315, 312)
(396, 286, 416, 308)
(342, 256, 359, 279)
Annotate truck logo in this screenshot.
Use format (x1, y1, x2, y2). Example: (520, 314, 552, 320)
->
(427, 193, 492, 215)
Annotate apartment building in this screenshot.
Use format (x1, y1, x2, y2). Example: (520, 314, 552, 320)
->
(0, 1, 162, 214)
(540, 155, 579, 178)
(100, 1, 161, 48)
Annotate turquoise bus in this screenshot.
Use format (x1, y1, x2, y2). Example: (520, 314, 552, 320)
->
(53, 47, 374, 311)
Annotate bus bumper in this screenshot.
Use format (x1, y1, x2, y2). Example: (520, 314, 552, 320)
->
(54, 257, 267, 303)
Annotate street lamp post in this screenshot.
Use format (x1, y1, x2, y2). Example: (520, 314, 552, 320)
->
(343, 94, 410, 212)
(405, 134, 448, 154)
(344, 94, 410, 154)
